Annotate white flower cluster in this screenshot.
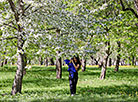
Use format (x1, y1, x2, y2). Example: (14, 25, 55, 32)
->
(17, 49, 24, 54)
(0, 0, 5, 2)
(100, 3, 108, 10)
(25, 66, 32, 69)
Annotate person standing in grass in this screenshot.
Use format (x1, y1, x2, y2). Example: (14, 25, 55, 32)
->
(64, 55, 81, 96)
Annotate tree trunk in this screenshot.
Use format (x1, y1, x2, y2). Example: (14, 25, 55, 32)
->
(121, 59, 125, 65)
(115, 55, 120, 72)
(135, 58, 138, 66)
(11, 53, 25, 95)
(113, 59, 116, 65)
(8, 0, 27, 95)
(56, 52, 62, 79)
(11, 24, 26, 95)
(23, 54, 27, 76)
(100, 41, 111, 80)
(132, 55, 135, 65)
(115, 41, 121, 72)
(50, 58, 55, 65)
(56, 29, 62, 79)
(28, 59, 31, 65)
(90, 56, 99, 65)
(44, 57, 48, 66)
(11, 59, 15, 65)
(100, 56, 108, 79)
(82, 57, 86, 72)
(90, 56, 94, 65)
(0, 60, 4, 67)
(134, 0, 138, 14)
(108, 58, 112, 66)
(39, 56, 43, 65)
(98, 59, 103, 68)
(95, 58, 99, 65)
(3, 59, 7, 65)
(11, 35, 26, 95)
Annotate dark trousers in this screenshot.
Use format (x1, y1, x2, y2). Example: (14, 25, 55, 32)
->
(69, 72, 78, 94)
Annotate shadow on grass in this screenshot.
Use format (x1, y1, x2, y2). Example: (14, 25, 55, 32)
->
(22, 84, 138, 102)
(84, 67, 138, 79)
(81, 71, 100, 76)
(78, 84, 138, 96)
(21, 67, 138, 88)
(106, 68, 138, 78)
(1, 84, 138, 102)
(23, 77, 69, 87)
(86, 67, 101, 71)
(0, 66, 138, 102)
(0, 66, 17, 72)
(0, 79, 13, 88)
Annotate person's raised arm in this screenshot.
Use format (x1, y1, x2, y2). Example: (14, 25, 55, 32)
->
(71, 60, 80, 71)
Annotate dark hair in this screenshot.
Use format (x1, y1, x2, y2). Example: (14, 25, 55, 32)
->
(73, 55, 81, 68)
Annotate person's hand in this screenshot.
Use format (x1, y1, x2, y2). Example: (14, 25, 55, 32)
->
(70, 59, 73, 63)
(69, 59, 73, 64)
(71, 60, 74, 63)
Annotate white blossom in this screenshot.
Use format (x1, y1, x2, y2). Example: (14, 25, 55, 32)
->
(25, 66, 32, 69)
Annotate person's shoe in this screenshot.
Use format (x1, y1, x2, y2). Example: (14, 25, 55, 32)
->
(71, 94, 75, 96)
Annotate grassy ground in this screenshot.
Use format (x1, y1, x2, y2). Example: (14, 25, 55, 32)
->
(0, 65, 138, 102)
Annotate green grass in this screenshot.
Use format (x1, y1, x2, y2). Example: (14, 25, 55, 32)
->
(0, 65, 138, 102)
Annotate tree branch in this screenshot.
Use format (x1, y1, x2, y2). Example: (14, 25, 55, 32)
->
(24, 5, 44, 17)
(24, 4, 31, 11)
(32, 6, 43, 13)
(7, 0, 16, 13)
(7, 0, 19, 22)
(3, 23, 17, 30)
(18, 0, 25, 15)
(120, 0, 138, 18)
(0, 37, 17, 41)
(134, 0, 138, 14)
(46, 27, 57, 30)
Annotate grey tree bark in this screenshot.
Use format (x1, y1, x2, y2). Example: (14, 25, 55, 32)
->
(8, 0, 27, 95)
(108, 58, 112, 67)
(82, 56, 86, 72)
(3, 59, 7, 65)
(56, 52, 62, 79)
(100, 41, 111, 80)
(100, 56, 109, 79)
(44, 57, 48, 66)
(134, 0, 138, 14)
(115, 41, 121, 72)
(56, 29, 62, 79)
(0, 59, 4, 67)
(11, 53, 25, 95)
(39, 56, 43, 65)
(50, 58, 55, 65)
(90, 56, 99, 65)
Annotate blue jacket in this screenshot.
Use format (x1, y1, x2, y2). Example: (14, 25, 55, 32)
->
(64, 59, 76, 79)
